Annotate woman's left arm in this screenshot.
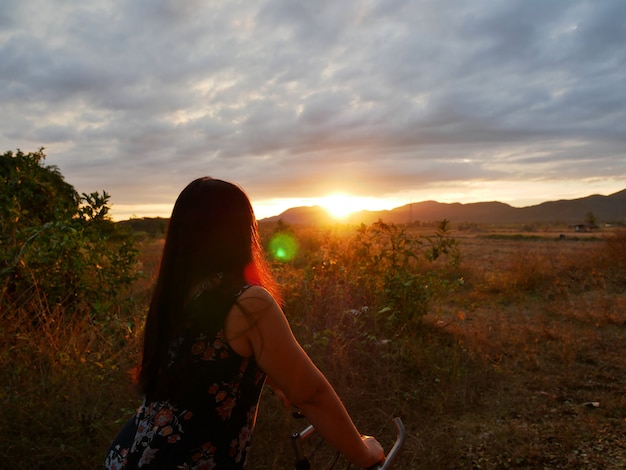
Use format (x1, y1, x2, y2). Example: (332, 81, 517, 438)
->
(230, 286, 384, 469)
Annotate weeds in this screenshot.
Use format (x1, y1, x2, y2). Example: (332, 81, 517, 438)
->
(0, 289, 142, 468)
(1, 226, 625, 468)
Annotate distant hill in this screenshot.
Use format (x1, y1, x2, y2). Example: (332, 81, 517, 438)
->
(260, 189, 626, 226)
(264, 205, 332, 225)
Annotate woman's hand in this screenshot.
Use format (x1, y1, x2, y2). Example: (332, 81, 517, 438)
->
(361, 435, 385, 468)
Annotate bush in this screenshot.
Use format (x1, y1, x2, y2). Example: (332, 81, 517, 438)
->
(0, 149, 139, 318)
(352, 219, 461, 332)
(267, 219, 462, 339)
(0, 148, 143, 468)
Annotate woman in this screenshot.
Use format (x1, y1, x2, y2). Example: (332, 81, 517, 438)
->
(105, 177, 383, 469)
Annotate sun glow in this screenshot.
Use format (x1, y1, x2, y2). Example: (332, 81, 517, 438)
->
(318, 193, 364, 219)
(250, 193, 411, 221)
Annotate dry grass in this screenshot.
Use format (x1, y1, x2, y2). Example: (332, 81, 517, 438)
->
(1, 228, 625, 469)
(0, 298, 142, 468)
(249, 228, 626, 469)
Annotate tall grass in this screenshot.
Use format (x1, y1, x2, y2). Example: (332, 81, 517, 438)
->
(0, 290, 142, 468)
(1, 227, 625, 468)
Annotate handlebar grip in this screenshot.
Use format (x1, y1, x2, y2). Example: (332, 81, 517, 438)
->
(366, 417, 405, 470)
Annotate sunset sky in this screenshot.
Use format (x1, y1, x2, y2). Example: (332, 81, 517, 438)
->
(1, 0, 625, 220)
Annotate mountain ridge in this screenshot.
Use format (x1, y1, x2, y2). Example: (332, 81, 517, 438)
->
(260, 189, 626, 226)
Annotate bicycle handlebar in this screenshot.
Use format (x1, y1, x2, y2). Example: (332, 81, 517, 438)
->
(291, 416, 405, 470)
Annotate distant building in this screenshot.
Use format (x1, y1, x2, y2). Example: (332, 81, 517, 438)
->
(574, 224, 599, 232)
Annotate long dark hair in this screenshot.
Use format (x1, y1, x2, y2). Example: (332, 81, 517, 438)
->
(137, 177, 279, 396)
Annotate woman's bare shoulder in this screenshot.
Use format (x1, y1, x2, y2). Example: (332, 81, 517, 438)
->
(236, 285, 279, 314)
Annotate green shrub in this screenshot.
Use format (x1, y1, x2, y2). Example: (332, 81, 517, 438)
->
(270, 219, 462, 338)
(351, 219, 461, 332)
(0, 149, 139, 318)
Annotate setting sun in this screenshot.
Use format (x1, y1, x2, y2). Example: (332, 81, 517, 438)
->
(319, 193, 362, 219)
(250, 193, 410, 221)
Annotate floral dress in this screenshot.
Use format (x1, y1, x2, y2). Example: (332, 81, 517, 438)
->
(105, 287, 266, 469)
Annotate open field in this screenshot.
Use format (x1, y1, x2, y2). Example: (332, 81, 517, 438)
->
(1, 225, 625, 469)
(249, 227, 626, 469)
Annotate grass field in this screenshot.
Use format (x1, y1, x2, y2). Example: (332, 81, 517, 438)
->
(1, 224, 624, 469)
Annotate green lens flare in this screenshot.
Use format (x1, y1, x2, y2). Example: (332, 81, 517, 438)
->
(269, 233, 298, 262)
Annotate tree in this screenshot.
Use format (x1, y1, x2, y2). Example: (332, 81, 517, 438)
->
(1, 149, 139, 316)
(585, 211, 598, 228)
(0, 148, 79, 227)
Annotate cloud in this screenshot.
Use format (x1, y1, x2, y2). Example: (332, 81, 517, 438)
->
(1, 0, 624, 217)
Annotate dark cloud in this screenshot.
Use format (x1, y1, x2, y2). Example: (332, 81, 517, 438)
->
(1, 0, 624, 218)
